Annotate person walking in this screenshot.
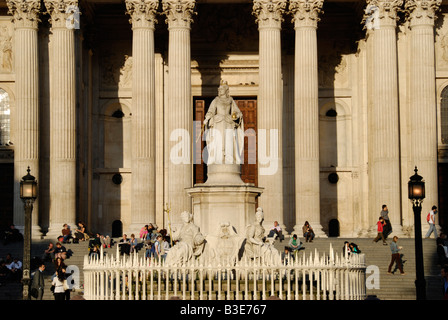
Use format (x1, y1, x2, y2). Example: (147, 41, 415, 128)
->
(425, 205, 438, 239)
(380, 204, 392, 239)
(373, 217, 387, 245)
(30, 263, 45, 300)
(387, 236, 405, 275)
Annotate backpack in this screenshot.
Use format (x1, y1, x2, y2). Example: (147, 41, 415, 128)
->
(427, 212, 431, 222)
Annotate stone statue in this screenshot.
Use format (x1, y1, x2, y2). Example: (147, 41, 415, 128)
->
(164, 211, 206, 266)
(244, 207, 281, 265)
(203, 81, 244, 165)
(205, 222, 245, 266)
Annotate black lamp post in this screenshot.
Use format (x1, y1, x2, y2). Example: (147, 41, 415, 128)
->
(408, 166, 426, 300)
(20, 166, 38, 300)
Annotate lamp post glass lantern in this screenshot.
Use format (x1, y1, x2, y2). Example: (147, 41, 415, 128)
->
(408, 166, 426, 300)
(20, 167, 38, 200)
(20, 166, 37, 300)
(408, 166, 425, 202)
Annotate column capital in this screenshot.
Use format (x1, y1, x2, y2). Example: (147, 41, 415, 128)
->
(289, 0, 324, 29)
(162, 0, 196, 29)
(405, 0, 441, 28)
(125, 0, 159, 29)
(6, 0, 41, 29)
(44, 0, 79, 29)
(363, 0, 403, 29)
(253, 0, 287, 29)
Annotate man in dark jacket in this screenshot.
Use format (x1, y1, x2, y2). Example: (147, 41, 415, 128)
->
(30, 263, 45, 300)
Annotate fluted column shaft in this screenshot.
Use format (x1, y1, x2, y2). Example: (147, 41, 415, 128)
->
(45, 0, 77, 236)
(162, 0, 195, 222)
(366, 0, 402, 230)
(290, 0, 324, 236)
(126, 0, 158, 230)
(253, 0, 285, 229)
(7, 0, 41, 236)
(406, 0, 441, 220)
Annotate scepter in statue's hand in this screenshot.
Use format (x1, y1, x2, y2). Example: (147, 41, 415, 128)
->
(164, 202, 173, 247)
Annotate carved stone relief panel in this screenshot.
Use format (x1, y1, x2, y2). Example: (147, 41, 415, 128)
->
(435, 13, 448, 70)
(0, 20, 14, 74)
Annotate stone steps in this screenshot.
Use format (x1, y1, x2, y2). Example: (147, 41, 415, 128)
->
(0, 236, 444, 300)
(291, 237, 442, 300)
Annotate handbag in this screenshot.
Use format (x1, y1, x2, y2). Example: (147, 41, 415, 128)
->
(50, 285, 55, 293)
(30, 287, 39, 298)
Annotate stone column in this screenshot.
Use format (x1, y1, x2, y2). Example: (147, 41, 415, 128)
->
(405, 0, 441, 224)
(125, 0, 158, 231)
(289, 0, 325, 236)
(6, 0, 42, 238)
(365, 0, 403, 233)
(162, 0, 195, 224)
(253, 0, 286, 230)
(44, 0, 78, 237)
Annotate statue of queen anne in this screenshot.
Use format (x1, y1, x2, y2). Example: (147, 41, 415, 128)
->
(203, 81, 244, 165)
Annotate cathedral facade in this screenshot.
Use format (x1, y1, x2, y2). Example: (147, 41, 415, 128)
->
(0, 0, 446, 239)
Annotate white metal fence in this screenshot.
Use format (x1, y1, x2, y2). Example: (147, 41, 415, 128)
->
(83, 244, 366, 300)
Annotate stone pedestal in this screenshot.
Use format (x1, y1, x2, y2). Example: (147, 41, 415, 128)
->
(203, 164, 244, 185)
(186, 184, 263, 237)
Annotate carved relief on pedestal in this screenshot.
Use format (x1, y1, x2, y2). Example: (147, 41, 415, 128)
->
(0, 24, 13, 74)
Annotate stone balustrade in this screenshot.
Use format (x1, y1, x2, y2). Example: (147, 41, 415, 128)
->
(83, 244, 367, 300)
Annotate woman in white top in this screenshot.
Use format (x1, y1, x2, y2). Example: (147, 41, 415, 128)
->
(52, 271, 67, 300)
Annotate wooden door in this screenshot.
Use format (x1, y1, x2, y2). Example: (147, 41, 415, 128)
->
(194, 98, 257, 186)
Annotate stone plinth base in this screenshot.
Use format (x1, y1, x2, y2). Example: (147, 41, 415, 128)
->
(204, 163, 244, 185)
(186, 184, 263, 236)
